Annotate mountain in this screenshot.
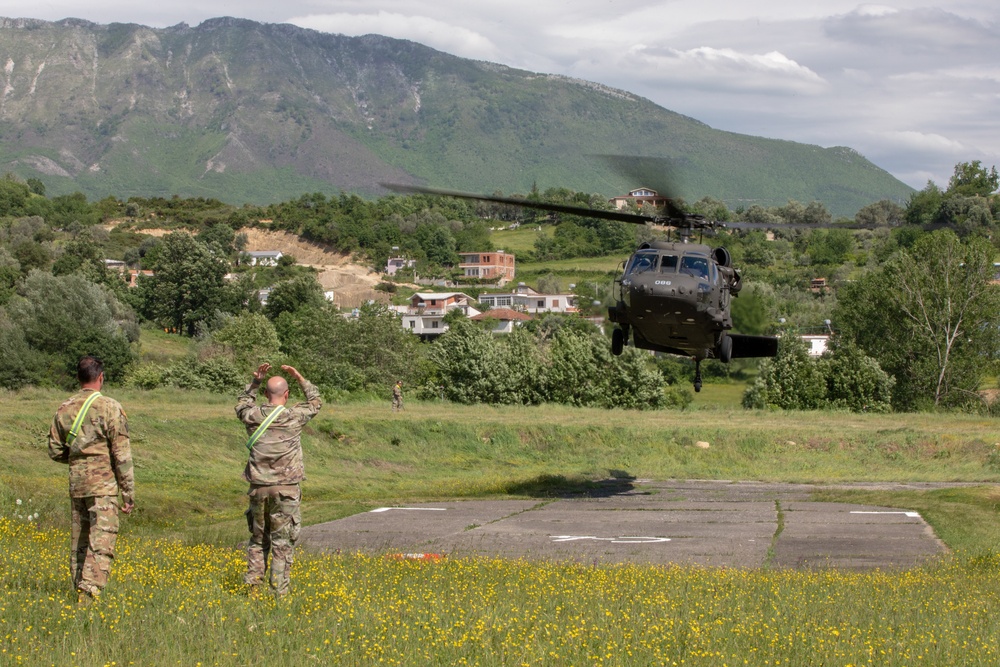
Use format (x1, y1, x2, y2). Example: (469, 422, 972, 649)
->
(0, 17, 913, 217)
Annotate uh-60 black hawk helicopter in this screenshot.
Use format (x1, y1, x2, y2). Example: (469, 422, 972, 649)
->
(383, 172, 780, 393)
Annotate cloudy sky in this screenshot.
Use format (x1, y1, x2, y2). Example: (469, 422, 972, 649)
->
(3, 1, 998, 190)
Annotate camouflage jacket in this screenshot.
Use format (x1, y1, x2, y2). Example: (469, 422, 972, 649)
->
(236, 381, 323, 486)
(48, 389, 135, 502)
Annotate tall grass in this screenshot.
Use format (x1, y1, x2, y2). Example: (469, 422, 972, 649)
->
(2, 514, 999, 666)
(6, 389, 1000, 665)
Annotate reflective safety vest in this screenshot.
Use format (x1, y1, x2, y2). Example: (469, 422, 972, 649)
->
(246, 405, 286, 451)
(67, 392, 102, 447)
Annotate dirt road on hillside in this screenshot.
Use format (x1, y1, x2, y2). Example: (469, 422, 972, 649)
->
(242, 228, 390, 308)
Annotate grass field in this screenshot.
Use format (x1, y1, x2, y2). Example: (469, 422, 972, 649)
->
(492, 224, 554, 255)
(4, 390, 1000, 665)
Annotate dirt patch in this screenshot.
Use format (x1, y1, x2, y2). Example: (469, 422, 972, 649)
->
(979, 389, 1000, 405)
(241, 228, 389, 308)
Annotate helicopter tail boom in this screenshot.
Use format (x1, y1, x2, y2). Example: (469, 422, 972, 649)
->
(728, 334, 779, 359)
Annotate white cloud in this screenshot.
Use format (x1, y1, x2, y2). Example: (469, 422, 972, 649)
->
(879, 131, 967, 154)
(853, 4, 900, 18)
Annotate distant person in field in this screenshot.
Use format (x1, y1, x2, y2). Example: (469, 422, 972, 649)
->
(48, 355, 135, 606)
(235, 362, 322, 597)
(392, 379, 404, 412)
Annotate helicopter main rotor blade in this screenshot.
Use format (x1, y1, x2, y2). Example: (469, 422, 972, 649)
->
(719, 221, 877, 231)
(381, 183, 659, 226)
(593, 154, 690, 220)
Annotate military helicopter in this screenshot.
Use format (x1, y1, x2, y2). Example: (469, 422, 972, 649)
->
(383, 173, 780, 392)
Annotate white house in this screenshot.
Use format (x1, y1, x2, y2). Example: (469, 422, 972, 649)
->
(802, 334, 831, 357)
(478, 284, 577, 314)
(245, 250, 284, 266)
(386, 256, 416, 276)
(391, 292, 481, 338)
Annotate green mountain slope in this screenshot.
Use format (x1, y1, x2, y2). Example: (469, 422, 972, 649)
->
(0, 17, 913, 216)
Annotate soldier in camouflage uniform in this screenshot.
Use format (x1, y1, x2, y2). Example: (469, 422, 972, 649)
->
(48, 356, 135, 605)
(236, 362, 322, 597)
(392, 380, 404, 412)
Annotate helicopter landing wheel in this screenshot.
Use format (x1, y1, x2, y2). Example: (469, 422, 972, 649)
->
(611, 327, 625, 356)
(694, 359, 703, 393)
(719, 334, 733, 364)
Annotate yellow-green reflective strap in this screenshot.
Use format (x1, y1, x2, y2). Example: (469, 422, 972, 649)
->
(67, 392, 102, 447)
(246, 405, 286, 451)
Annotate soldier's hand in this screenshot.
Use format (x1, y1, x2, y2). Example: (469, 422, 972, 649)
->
(253, 363, 271, 382)
(121, 501, 135, 515)
(281, 365, 304, 382)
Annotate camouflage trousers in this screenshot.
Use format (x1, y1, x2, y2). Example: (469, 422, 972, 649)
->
(245, 484, 301, 596)
(70, 496, 119, 596)
(392, 395, 403, 411)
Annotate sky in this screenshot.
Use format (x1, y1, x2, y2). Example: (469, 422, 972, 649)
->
(3, 1, 998, 190)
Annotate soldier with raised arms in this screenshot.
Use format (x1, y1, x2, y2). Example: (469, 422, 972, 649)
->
(48, 355, 135, 605)
(236, 362, 322, 597)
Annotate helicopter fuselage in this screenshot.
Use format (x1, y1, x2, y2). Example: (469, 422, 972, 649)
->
(609, 241, 736, 360)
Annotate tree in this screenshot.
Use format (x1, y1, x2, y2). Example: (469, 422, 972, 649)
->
(855, 200, 905, 227)
(734, 230, 774, 267)
(536, 274, 561, 295)
(276, 302, 422, 393)
(263, 275, 327, 320)
(11, 240, 50, 275)
(430, 318, 520, 404)
(413, 220, 458, 266)
(212, 312, 282, 372)
(138, 232, 228, 336)
(835, 230, 1000, 409)
(818, 338, 894, 413)
(904, 182, 944, 226)
(0, 309, 46, 389)
(742, 334, 826, 410)
(52, 229, 107, 280)
(0, 247, 19, 306)
(0, 178, 31, 217)
(947, 160, 999, 197)
(691, 196, 731, 222)
(5, 271, 138, 384)
(807, 228, 855, 265)
(25, 178, 45, 196)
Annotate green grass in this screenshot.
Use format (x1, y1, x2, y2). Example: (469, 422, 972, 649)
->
(492, 224, 554, 255)
(136, 326, 196, 364)
(689, 381, 747, 409)
(8, 388, 1000, 541)
(518, 256, 624, 274)
(6, 389, 1000, 666)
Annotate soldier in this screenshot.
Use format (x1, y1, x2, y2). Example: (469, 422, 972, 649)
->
(48, 356, 134, 605)
(392, 380, 404, 412)
(236, 362, 322, 597)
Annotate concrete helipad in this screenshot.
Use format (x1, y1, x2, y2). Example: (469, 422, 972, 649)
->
(299, 480, 954, 569)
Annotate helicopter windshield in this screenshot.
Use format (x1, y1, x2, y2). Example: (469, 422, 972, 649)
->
(627, 252, 658, 275)
(660, 255, 678, 273)
(679, 255, 709, 280)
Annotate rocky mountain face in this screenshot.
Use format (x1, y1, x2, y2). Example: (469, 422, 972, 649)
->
(0, 17, 912, 215)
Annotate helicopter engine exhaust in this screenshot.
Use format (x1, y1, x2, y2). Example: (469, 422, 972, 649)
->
(712, 247, 732, 267)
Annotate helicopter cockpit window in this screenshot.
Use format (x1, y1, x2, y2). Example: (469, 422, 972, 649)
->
(628, 253, 658, 274)
(660, 255, 678, 273)
(680, 255, 709, 279)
